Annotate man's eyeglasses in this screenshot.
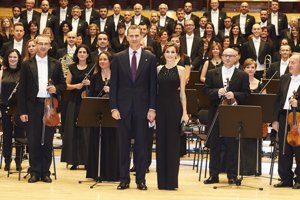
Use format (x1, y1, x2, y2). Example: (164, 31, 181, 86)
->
(222, 54, 236, 58)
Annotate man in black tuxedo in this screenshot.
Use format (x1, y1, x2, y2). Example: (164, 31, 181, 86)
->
(18, 35, 66, 183)
(132, 3, 150, 27)
(51, 0, 72, 25)
(67, 6, 88, 38)
(231, 2, 255, 39)
(259, 9, 276, 45)
(158, 3, 175, 36)
(107, 4, 124, 38)
(37, 0, 58, 35)
(20, 0, 40, 33)
(203, 0, 227, 36)
(217, 16, 232, 41)
(268, 0, 288, 39)
(267, 45, 291, 79)
(194, 16, 207, 38)
(92, 6, 114, 40)
(184, 2, 200, 29)
(180, 19, 203, 70)
(272, 54, 300, 189)
(0, 23, 27, 59)
(175, 8, 185, 27)
(11, 5, 27, 26)
(241, 24, 271, 80)
(281, 17, 299, 40)
(203, 48, 250, 184)
(81, 0, 99, 25)
(110, 25, 156, 190)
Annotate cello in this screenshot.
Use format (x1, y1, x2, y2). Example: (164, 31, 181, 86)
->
(286, 91, 300, 147)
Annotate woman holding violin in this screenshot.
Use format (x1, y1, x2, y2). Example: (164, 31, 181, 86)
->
(85, 51, 120, 181)
(0, 49, 25, 171)
(272, 54, 300, 189)
(61, 44, 94, 170)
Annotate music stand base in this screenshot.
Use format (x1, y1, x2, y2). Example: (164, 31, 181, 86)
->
(212, 178, 263, 191)
(78, 177, 103, 189)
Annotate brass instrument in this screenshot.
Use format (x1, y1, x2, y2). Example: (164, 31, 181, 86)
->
(262, 54, 272, 80)
(59, 53, 74, 78)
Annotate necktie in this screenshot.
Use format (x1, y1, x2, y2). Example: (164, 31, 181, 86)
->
(131, 51, 137, 81)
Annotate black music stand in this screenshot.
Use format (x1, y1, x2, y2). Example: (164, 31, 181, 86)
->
(77, 97, 116, 189)
(194, 83, 210, 110)
(186, 70, 200, 89)
(215, 105, 263, 190)
(261, 79, 280, 94)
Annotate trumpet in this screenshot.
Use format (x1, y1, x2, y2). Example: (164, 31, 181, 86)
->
(59, 53, 74, 78)
(263, 54, 272, 80)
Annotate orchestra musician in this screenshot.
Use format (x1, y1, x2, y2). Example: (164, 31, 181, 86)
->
(203, 48, 250, 184)
(272, 54, 300, 189)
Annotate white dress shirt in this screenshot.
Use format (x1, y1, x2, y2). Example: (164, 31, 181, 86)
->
(129, 47, 142, 69)
(27, 10, 33, 23)
(271, 12, 279, 36)
(260, 21, 267, 28)
(222, 66, 235, 88)
(100, 18, 107, 32)
(114, 14, 120, 31)
(186, 33, 194, 58)
(239, 14, 247, 35)
(67, 45, 76, 55)
(36, 55, 49, 98)
(211, 9, 219, 35)
(199, 28, 205, 38)
(39, 12, 48, 34)
(85, 8, 92, 24)
(13, 39, 23, 54)
(59, 7, 67, 24)
(280, 59, 289, 77)
(72, 18, 79, 33)
(159, 15, 166, 27)
(177, 20, 185, 26)
(224, 28, 231, 37)
(13, 17, 20, 24)
(283, 74, 300, 110)
(185, 13, 191, 21)
(134, 15, 141, 25)
(252, 37, 265, 71)
(125, 22, 131, 36)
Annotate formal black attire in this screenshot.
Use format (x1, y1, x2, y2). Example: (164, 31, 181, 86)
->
(86, 72, 120, 181)
(156, 66, 182, 190)
(83, 35, 98, 52)
(60, 63, 93, 166)
(231, 14, 256, 39)
(186, 13, 200, 30)
(51, 7, 72, 24)
(81, 9, 99, 25)
(111, 36, 129, 53)
(107, 14, 124, 38)
(288, 39, 300, 53)
(180, 35, 203, 68)
(158, 16, 175, 36)
(0, 34, 13, 50)
(20, 10, 40, 33)
(203, 10, 227, 34)
(110, 48, 157, 185)
(0, 68, 25, 167)
(273, 73, 300, 185)
(267, 60, 289, 79)
(204, 67, 250, 179)
(66, 19, 88, 37)
(92, 18, 114, 40)
(268, 12, 288, 38)
(36, 13, 59, 35)
(0, 39, 27, 60)
(206, 60, 223, 71)
(131, 15, 150, 27)
(17, 56, 66, 178)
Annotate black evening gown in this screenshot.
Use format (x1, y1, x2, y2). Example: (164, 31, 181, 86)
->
(85, 72, 120, 181)
(60, 63, 93, 166)
(156, 66, 182, 190)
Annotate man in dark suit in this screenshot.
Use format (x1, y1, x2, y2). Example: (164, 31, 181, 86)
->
(241, 24, 271, 80)
(184, 2, 200, 29)
(67, 5, 88, 37)
(110, 25, 156, 190)
(180, 19, 203, 70)
(267, 45, 291, 79)
(231, 2, 255, 39)
(107, 4, 124, 38)
(194, 16, 207, 38)
(132, 3, 150, 27)
(92, 6, 114, 40)
(203, 0, 227, 36)
(20, 0, 40, 33)
(158, 3, 175, 36)
(80, 0, 99, 25)
(217, 16, 232, 41)
(11, 5, 27, 26)
(259, 9, 276, 45)
(18, 34, 66, 183)
(0, 23, 27, 59)
(175, 8, 185, 27)
(203, 48, 250, 184)
(268, 0, 288, 39)
(51, 0, 72, 25)
(272, 54, 300, 189)
(37, 0, 58, 35)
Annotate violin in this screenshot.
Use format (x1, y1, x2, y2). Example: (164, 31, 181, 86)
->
(287, 91, 300, 147)
(43, 79, 60, 127)
(222, 78, 237, 105)
(81, 63, 96, 98)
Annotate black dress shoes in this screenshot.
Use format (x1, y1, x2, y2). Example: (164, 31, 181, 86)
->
(293, 182, 300, 189)
(28, 176, 39, 183)
(117, 182, 130, 190)
(16, 164, 22, 171)
(228, 178, 237, 185)
(203, 176, 219, 184)
(274, 181, 293, 188)
(42, 176, 52, 183)
(70, 165, 78, 170)
(4, 163, 10, 171)
(137, 182, 148, 190)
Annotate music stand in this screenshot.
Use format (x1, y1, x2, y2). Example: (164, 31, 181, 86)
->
(77, 97, 116, 189)
(215, 105, 263, 190)
(194, 83, 210, 109)
(186, 71, 200, 89)
(261, 79, 280, 94)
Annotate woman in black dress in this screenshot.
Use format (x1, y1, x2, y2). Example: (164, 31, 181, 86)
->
(86, 51, 119, 181)
(229, 24, 246, 49)
(0, 49, 25, 171)
(111, 22, 129, 53)
(83, 23, 99, 52)
(0, 17, 14, 49)
(61, 44, 94, 170)
(156, 42, 189, 190)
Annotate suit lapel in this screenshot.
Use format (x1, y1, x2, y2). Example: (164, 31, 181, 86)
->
(123, 49, 132, 80)
(282, 76, 291, 104)
(48, 58, 54, 81)
(258, 40, 265, 58)
(216, 67, 224, 88)
(249, 40, 256, 57)
(29, 58, 39, 87)
(136, 50, 147, 80)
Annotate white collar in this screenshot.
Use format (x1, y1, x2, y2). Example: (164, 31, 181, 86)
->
(291, 74, 300, 81)
(129, 47, 142, 54)
(86, 8, 92, 12)
(160, 15, 166, 19)
(253, 37, 261, 43)
(36, 54, 48, 62)
(186, 33, 194, 38)
(240, 14, 247, 17)
(222, 66, 235, 73)
(14, 39, 23, 44)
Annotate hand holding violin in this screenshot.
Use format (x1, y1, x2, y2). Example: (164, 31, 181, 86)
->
(289, 97, 298, 107)
(218, 88, 226, 96)
(225, 91, 234, 99)
(82, 78, 90, 86)
(47, 85, 56, 94)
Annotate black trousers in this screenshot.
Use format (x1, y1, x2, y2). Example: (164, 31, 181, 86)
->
(26, 100, 55, 177)
(117, 113, 148, 184)
(278, 112, 300, 183)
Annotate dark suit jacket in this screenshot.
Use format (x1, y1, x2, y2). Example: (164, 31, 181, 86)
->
(0, 39, 27, 59)
(204, 67, 250, 121)
(189, 13, 200, 30)
(107, 14, 124, 38)
(180, 35, 203, 68)
(268, 12, 288, 36)
(146, 37, 162, 59)
(92, 18, 114, 39)
(51, 7, 72, 22)
(273, 73, 300, 121)
(203, 10, 227, 33)
(17, 56, 66, 115)
(80, 8, 100, 24)
(66, 19, 88, 37)
(231, 14, 256, 38)
(131, 15, 150, 27)
(37, 13, 59, 35)
(158, 16, 175, 35)
(20, 10, 40, 24)
(110, 48, 157, 117)
(241, 38, 271, 66)
(111, 36, 128, 53)
(83, 35, 98, 52)
(266, 60, 289, 79)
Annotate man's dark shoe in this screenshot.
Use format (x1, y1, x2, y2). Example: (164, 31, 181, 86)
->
(117, 182, 129, 190)
(28, 176, 39, 183)
(130, 166, 136, 172)
(228, 178, 237, 185)
(203, 176, 219, 184)
(42, 176, 52, 183)
(137, 182, 147, 190)
(4, 163, 10, 171)
(293, 182, 300, 189)
(274, 181, 293, 188)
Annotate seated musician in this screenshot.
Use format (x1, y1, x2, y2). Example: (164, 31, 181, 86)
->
(272, 54, 300, 189)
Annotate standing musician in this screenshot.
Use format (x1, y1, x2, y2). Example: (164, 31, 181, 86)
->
(18, 35, 66, 183)
(203, 48, 250, 184)
(272, 54, 300, 189)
